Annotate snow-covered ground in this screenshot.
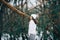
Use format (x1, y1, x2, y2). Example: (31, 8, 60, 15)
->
(1, 33, 41, 40)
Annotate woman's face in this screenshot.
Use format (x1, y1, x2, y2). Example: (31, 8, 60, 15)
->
(30, 16, 33, 20)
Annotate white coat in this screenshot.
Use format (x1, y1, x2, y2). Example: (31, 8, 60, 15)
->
(28, 19, 37, 36)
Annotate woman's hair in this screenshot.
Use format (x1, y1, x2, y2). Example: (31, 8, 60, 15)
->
(32, 17, 38, 24)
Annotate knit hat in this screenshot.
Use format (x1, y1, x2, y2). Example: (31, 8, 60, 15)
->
(31, 14, 37, 19)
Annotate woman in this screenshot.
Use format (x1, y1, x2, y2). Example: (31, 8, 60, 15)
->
(28, 14, 38, 40)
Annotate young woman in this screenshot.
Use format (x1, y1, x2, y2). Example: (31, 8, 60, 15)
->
(28, 14, 38, 40)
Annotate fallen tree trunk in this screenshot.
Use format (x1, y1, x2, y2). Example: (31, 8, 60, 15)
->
(0, 0, 30, 18)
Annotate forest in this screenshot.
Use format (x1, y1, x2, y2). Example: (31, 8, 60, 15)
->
(0, 0, 60, 40)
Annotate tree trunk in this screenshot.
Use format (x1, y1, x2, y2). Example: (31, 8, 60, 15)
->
(0, 0, 30, 18)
